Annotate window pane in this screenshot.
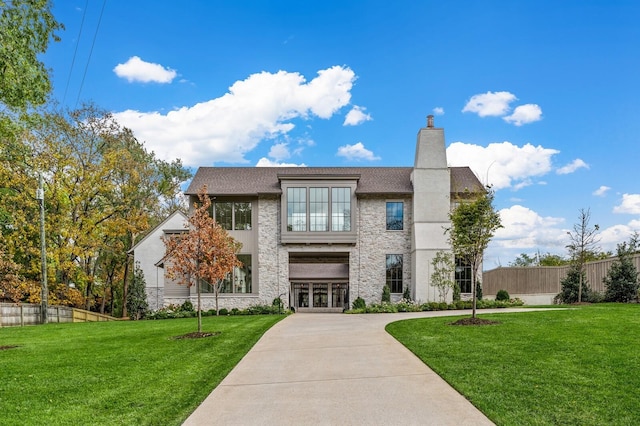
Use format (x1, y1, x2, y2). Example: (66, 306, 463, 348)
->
(309, 187, 328, 231)
(220, 273, 233, 293)
(386, 202, 403, 230)
(287, 188, 307, 231)
(234, 202, 252, 230)
(386, 254, 403, 293)
(199, 279, 214, 293)
(215, 202, 233, 230)
(332, 187, 351, 231)
(234, 255, 252, 293)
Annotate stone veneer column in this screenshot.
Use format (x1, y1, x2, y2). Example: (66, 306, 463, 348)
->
(411, 116, 452, 302)
(257, 196, 284, 306)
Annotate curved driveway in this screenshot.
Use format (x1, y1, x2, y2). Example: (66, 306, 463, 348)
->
(184, 309, 544, 426)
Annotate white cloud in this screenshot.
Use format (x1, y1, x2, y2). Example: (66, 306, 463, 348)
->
(343, 105, 372, 126)
(503, 104, 543, 126)
(336, 142, 380, 161)
(613, 194, 640, 214)
(433, 107, 444, 115)
(483, 205, 568, 267)
(268, 142, 290, 161)
(446, 141, 559, 190)
(494, 205, 566, 246)
(255, 158, 306, 167)
(114, 66, 357, 166)
(462, 91, 516, 117)
(593, 186, 611, 197)
(556, 158, 589, 175)
(113, 56, 177, 83)
(598, 221, 640, 250)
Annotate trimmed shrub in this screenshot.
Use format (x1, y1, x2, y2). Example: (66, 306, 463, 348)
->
(381, 285, 391, 303)
(352, 297, 366, 310)
(496, 289, 510, 301)
(218, 308, 229, 316)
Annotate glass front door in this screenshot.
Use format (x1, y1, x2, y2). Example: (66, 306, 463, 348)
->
(291, 282, 348, 310)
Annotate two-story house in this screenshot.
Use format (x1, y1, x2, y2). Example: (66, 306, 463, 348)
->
(133, 117, 483, 311)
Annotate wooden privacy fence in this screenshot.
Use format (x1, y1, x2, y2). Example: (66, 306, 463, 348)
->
(483, 253, 640, 296)
(0, 303, 73, 327)
(0, 303, 120, 327)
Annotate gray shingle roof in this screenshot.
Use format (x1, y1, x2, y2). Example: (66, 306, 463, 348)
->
(185, 166, 482, 196)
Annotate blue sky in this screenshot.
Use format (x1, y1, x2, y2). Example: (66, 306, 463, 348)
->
(43, 0, 640, 267)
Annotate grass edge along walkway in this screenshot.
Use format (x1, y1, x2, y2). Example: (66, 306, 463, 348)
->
(0, 314, 285, 426)
(386, 304, 640, 426)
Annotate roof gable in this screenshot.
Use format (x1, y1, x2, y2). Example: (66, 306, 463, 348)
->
(128, 210, 188, 254)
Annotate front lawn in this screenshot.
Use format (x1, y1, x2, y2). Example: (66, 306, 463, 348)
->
(386, 304, 640, 426)
(0, 315, 284, 425)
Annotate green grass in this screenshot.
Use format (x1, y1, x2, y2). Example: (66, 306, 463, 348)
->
(387, 304, 640, 426)
(0, 315, 284, 425)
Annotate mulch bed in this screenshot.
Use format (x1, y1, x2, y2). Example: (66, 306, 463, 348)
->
(449, 317, 501, 326)
(171, 331, 220, 340)
(0, 345, 19, 351)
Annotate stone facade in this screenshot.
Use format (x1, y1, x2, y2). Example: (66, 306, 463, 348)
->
(134, 118, 481, 312)
(355, 195, 412, 304)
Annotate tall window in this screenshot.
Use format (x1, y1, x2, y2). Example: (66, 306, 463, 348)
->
(455, 258, 472, 293)
(287, 188, 307, 231)
(213, 201, 252, 231)
(234, 202, 252, 230)
(332, 187, 351, 231)
(215, 202, 233, 230)
(386, 254, 403, 293)
(386, 202, 403, 230)
(201, 254, 252, 294)
(309, 188, 328, 231)
(286, 186, 351, 232)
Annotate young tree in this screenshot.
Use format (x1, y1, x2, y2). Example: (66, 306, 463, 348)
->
(430, 250, 455, 303)
(566, 208, 600, 303)
(126, 263, 149, 320)
(447, 189, 502, 318)
(162, 186, 242, 333)
(604, 233, 640, 303)
(555, 265, 591, 304)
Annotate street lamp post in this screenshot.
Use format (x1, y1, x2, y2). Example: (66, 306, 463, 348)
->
(36, 173, 48, 324)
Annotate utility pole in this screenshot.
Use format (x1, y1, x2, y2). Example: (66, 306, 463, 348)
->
(37, 174, 48, 324)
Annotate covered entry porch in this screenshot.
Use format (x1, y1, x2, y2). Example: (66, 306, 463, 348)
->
(288, 252, 350, 312)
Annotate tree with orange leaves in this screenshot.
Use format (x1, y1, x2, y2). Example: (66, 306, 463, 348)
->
(162, 186, 242, 333)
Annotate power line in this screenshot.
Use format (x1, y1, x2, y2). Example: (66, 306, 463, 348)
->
(75, 0, 107, 108)
(62, 0, 88, 106)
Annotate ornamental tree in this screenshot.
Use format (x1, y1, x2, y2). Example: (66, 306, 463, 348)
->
(430, 250, 455, 303)
(447, 189, 502, 318)
(566, 208, 600, 303)
(162, 186, 242, 333)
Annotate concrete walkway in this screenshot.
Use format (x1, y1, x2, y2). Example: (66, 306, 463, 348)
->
(183, 309, 534, 426)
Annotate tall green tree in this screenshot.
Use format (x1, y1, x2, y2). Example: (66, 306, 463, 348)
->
(0, 104, 190, 312)
(447, 189, 502, 318)
(604, 233, 640, 302)
(566, 208, 600, 303)
(0, 0, 63, 110)
(126, 263, 149, 320)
